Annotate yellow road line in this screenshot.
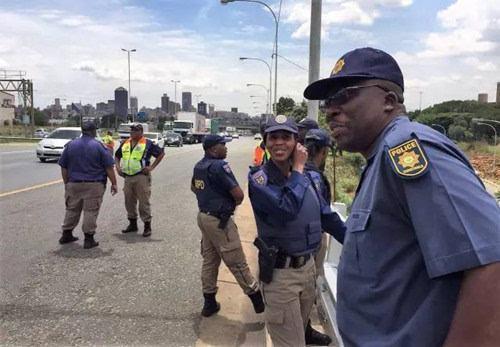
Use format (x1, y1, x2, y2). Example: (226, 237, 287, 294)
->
(0, 179, 63, 198)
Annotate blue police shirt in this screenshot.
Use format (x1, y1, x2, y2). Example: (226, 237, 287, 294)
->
(249, 160, 345, 244)
(337, 116, 500, 347)
(115, 138, 164, 166)
(58, 135, 115, 182)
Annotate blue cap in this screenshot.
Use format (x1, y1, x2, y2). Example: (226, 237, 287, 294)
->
(305, 129, 332, 148)
(297, 118, 319, 130)
(203, 134, 227, 150)
(264, 115, 298, 134)
(303, 47, 404, 100)
(81, 121, 97, 131)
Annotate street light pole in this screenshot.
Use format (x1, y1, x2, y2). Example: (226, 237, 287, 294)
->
(307, 0, 322, 121)
(247, 83, 270, 117)
(121, 48, 136, 122)
(221, 0, 278, 116)
(171, 80, 180, 114)
(240, 57, 272, 115)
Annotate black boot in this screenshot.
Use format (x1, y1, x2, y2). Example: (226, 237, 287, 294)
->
(201, 293, 220, 317)
(143, 221, 152, 237)
(248, 291, 265, 314)
(83, 233, 99, 249)
(305, 320, 332, 346)
(122, 218, 138, 233)
(59, 230, 78, 244)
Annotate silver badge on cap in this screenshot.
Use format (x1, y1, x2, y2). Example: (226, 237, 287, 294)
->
(275, 115, 287, 124)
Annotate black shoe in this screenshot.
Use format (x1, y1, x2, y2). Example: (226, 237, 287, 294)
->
(305, 320, 332, 346)
(122, 218, 138, 233)
(248, 291, 265, 314)
(83, 233, 99, 249)
(201, 293, 220, 317)
(143, 221, 152, 237)
(59, 230, 78, 244)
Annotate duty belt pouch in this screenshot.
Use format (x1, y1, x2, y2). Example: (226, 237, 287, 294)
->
(254, 237, 278, 284)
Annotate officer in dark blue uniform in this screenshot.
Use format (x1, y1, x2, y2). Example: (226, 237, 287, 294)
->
(248, 116, 345, 347)
(305, 128, 333, 203)
(297, 117, 319, 144)
(58, 121, 118, 249)
(192, 134, 264, 318)
(304, 47, 500, 346)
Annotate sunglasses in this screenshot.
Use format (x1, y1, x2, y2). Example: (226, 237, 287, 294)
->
(320, 84, 390, 109)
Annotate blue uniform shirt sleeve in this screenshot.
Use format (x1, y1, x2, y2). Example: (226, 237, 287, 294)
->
(148, 141, 164, 158)
(115, 142, 123, 159)
(58, 144, 69, 168)
(390, 143, 500, 278)
(320, 200, 346, 244)
(248, 170, 308, 223)
(98, 142, 114, 168)
(210, 161, 239, 191)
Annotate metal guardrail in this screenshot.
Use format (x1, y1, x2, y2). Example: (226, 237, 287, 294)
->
(0, 136, 40, 143)
(317, 202, 347, 347)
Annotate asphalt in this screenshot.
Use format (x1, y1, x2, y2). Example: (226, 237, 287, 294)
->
(0, 137, 257, 346)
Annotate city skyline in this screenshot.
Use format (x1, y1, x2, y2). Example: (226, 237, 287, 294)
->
(1, 0, 499, 114)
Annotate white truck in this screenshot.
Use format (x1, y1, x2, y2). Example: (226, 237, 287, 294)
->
(173, 112, 208, 144)
(118, 122, 149, 141)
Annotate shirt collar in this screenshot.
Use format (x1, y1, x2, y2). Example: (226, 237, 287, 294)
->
(366, 115, 409, 160)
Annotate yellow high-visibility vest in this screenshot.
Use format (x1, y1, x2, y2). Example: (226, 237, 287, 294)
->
(121, 137, 147, 175)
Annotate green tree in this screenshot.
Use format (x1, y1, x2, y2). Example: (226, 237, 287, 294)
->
(276, 97, 295, 115)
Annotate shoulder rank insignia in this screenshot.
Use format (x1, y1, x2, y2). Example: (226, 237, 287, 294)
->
(252, 171, 267, 186)
(388, 138, 429, 178)
(194, 179, 205, 190)
(223, 164, 232, 174)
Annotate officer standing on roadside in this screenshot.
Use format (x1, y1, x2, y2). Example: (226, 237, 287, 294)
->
(192, 134, 265, 317)
(58, 121, 118, 249)
(115, 123, 164, 237)
(304, 47, 500, 346)
(248, 116, 345, 347)
(297, 117, 319, 144)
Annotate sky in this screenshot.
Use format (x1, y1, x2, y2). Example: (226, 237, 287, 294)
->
(1, 0, 499, 114)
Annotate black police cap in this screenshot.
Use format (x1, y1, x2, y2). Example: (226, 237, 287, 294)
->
(203, 135, 227, 150)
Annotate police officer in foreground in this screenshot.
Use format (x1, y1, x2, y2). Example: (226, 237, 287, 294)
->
(297, 117, 319, 144)
(192, 135, 265, 317)
(304, 47, 500, 346)
(115, 123, 164, 237)
(58, 121, 118, 249)
(248, 116, 345, 346)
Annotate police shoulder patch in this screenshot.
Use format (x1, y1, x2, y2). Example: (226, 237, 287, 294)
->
(222, 163, 232, 174)
(251, 170, 267, 186)
(387, 138, 429, 179)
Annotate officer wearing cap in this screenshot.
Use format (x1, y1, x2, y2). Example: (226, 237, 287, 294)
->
(297, 117, 319, 144)
(304, 47, 500, 346)
(115, 123, 164, 237)
(248, 115, 345, 346)
(192, 134, 264, 318)
(58, 121, 118, 249)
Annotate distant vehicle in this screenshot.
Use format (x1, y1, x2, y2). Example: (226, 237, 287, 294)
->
(232, 133, 240, 139)
(224, 133, 233, 142)
(143, 132, 164, 148)
(173, 112, 208, 144)
(254, 134, 262, 140)
(163, 131, 183, 147)
(36, 127, 82, 162)
(33, 128, 48, 138)
(118, 122, 150, 140)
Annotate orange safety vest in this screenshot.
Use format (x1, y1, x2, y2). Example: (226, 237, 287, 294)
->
(253, 141, 270, 166)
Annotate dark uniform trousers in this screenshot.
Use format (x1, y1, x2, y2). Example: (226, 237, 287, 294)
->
(123, 174, 152, 222)
(197, 212, 258, 295)
(62, 182, 106, 235)
(262, 257, 316, 347)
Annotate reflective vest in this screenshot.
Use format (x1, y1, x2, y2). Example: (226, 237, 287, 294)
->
(120, 137, 147, 175)
(192, 157, 236, 214)
(102, 135, 114, 150)
(253, 141, 270, 166)
(254, 169, 322, 256)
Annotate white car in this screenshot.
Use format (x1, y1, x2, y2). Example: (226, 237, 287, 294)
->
(33, 128, 48, 138)
(232, 133, 240, 139)
(36, 127, 82, 162)
(144, 132, 165, 148)
(254, 133, 262, 140)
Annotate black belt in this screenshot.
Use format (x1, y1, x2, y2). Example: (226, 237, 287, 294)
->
(274, 253, 312, 269)
(200, 210, 223, 218)
(70, 180, 106, 184)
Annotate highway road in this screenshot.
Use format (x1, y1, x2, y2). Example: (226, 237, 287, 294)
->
(0, 137, 257, 345)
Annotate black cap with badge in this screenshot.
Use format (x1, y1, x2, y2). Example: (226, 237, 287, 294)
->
(203, 134, 228, 150)
(264, 115, 298, 134)
(304, 47, 404, 100)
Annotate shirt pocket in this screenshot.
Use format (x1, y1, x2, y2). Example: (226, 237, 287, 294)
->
(340, 209, 371, 274)
(306, 220, 322, 247)
(346, 209, 371, 233)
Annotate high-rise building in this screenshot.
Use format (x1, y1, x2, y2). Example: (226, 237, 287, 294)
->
(478, 93, 488, 103)
(55, 98, 61, 108)
(130, 96, 138, 115)
(182, 92, 192, 111)
(198, 101, 207, 116)
(161, 94, 170, 112)
(231, 107, 238, 113)
(209, 104, 215, 117)
(114, 87, 128, 121)
(496, 82, 500, 105)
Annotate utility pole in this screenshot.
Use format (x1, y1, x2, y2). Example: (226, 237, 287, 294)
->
(307, 0, 322, 121)
(121, 48, 136, 121)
